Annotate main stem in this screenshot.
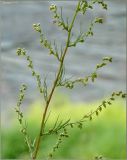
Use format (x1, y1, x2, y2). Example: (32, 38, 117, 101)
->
(32, 1, 80, 159)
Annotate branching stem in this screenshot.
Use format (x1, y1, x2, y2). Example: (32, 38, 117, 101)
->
(32, 1, 81, 159)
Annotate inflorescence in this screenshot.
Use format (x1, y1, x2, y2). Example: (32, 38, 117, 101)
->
(15, 0, 126, 159)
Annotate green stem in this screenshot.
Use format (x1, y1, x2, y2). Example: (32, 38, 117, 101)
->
(32, 1, 80, 159)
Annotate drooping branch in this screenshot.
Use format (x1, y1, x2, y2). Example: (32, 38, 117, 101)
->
(57, 56, 112, 89)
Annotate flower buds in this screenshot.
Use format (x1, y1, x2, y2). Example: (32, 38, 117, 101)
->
(16, 48, 26, 56)
(33, 23, 41, 33)
(95, 18, 103, 24)
(49, 4, 57, 11)
(103, 57, 112, 62)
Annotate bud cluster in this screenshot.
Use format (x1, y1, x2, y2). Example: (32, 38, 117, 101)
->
(92, 0, 107, 10)
(16, 48, 26, 56)
(49, 4, 69, 31)
(40, 34, 53, 53)
(96, 56, 112, 69)
(82, 91, 126, 121)
(15, 84, 27, 125)
(49, 4, 57, 12)
(33, 23, 61, 61)
(48, 128, 69, 158)
(16, 48, 43, 94)
(33, 23, 41, 33)
(69, 17, 104, 48)
(95, 18, 103, 24)
(79, 0, 93, 14)
(58, 56, 112, 88)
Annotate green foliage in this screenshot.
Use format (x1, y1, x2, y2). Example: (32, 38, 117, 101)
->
(13, 0, 126, 159)
(2, 99, 126, 159)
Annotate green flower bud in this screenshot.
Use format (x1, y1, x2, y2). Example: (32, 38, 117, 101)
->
(79, 39, 84, 43)
(100, 62, 106, 67)
(36, 74, 40, 79)
(27, 56, 30, 60)
(20, 94, 24, 99)
(96, 64, 101, 69)
(40, 88, 43, 93)
(49, 4, 57, 11)
(103, 57, 112, 62)
(33, 23, 41, 33)
(16, 48, 26, 56)
(103, 3, 107, 10)
(18, 118, 22, 124)
(58, 21, 62, 26)
(15, 107, 19, 113)
(66, 82, 73, 89)
(50, 49, 54, 55)
(91, 72, 97, 82)
(19, 112, 23, 117)
(22, 84, 27, 90)
(95, 18, 103, 24)
(32, 71, 35, 76)
(122, 93, 126, 98)
(16, 48, 22, 56)
(88, 5, 93, 9)
(22, 49, 26, 55)
(28, 63, 33, 68)
(40, 38, 43, 43)
(92, 72, 97, 78)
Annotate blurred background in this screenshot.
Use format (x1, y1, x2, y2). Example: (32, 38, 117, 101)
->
(0, 0, 126, 159)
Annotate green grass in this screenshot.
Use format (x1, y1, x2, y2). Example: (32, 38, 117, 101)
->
(1, 96, 126, 159)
